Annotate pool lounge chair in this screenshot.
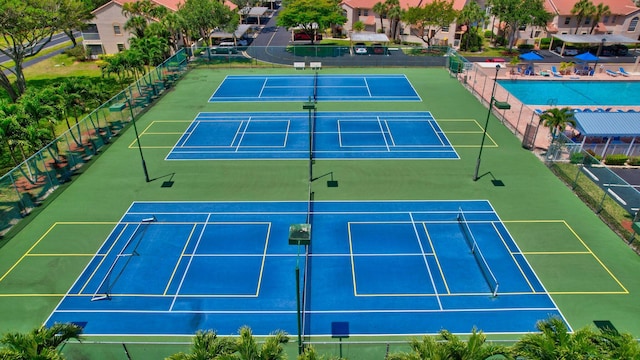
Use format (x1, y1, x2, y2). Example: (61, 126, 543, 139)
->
(618, 67, 630, 77)
(551, 66, 562, 77)
(606, 69, 618, 77)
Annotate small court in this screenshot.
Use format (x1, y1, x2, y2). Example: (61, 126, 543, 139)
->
(45, 200, 567, 336)
(165, 111, 458, 160)
(209, 74, 421, 102)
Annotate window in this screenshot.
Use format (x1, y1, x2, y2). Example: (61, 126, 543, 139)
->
(629, 17, 639, 32)
(363, 9, 368, 16)
(612, 15, 618, 23)
(564, 17, 570, 25)
(603, 15, 609, 24)
(357, 9, 361, 16)
(534, 30, 541, 37)
(117, 44, 125, 52)
(518, 24, 526, 31)
(113, 24, 121, 35)
(584, 17, 591, 25)
(442, 25, 449, 32)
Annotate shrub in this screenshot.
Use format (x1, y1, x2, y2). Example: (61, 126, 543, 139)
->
(570, 152, 585, 164)
(605, 154, 627, 165)
(518, 44, 534, 51)
(628, 157, 640, 166)
(484, 30, 493, 38)
(540, 37, 551, 47)
(63, 46, 88, 61)
(495, 36, 507, 46)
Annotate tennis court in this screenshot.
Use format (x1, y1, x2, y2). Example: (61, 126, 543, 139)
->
(209, 74, 421, 102)
(165, 111, 458, 160)
(45, 200, 565, 336)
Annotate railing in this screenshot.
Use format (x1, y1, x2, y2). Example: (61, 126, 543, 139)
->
(81, 33, 101, 41)
(0, 49, 188, 239)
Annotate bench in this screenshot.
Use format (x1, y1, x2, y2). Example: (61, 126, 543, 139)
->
(310, 62, 322, 70)
(294, 62, 306, 70)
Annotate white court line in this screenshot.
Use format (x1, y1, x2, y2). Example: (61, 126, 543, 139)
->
(363, 77, 372, 97)
(376, 117, 390, 152)
(180, 121, 201, 147)
(384, 120, 396, 147)
(257, 78, 268, 98)
(235, 117, 252, 152)
(409, 212, 442, 310)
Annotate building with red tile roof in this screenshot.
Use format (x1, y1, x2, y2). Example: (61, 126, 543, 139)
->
(83, 0, 238, 55)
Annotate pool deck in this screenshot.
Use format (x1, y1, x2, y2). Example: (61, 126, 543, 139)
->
(463, 63, 640, 151)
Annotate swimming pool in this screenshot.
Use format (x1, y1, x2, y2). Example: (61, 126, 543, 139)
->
(497, 80, 640, 106)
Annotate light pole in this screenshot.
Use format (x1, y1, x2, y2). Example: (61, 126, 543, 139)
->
(473, 64, 509, 181)
(126, 97, 150, 182)
(303, 98, 316, 183)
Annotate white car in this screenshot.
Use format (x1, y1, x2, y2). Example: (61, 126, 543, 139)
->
(354, 43, 367, 55)
(556, 46, 579, 56)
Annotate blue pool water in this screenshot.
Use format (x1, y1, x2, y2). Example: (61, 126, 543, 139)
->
(497, 80, 640, 106)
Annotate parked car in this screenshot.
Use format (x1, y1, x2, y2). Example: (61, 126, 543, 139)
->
(372, 43, 386, 55)
(612, 44, 629, 56)
(210, 42, 238, 54)
(293, 32, 322, 41)
(354, 43, 367, 55)
(486, 58, 506, 62)
(556, 46, 579, 56)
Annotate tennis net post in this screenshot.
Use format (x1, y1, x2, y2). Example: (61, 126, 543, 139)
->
(457, 208, 499, 297)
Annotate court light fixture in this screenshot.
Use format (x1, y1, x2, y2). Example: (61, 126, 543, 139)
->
(474, 64, 510, 181)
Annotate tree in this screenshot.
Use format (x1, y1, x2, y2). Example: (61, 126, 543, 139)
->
(0, 0, 64, 102)
(166, 330, 235, 360)
(372, 2, 388, 34)
(539, 107, 576, 141)
(589, 3, 611, 34)
(178, 0, 239, 46)
(387, 328, 511, 359)
(276, 0, 346, 45)
(488, 0, 550, 50)
(352, 21, 365, 32)
(571, 0, 595, 34)
(57, 0, 94, 47)
(0, 323, 83, 359)
(233, 326, 288, 360)
(402, 0, 458, 46)
(513, 317, 600, 359)
(122, 0, 168, 39)
(458, 1, 486, 51)
(385, 0, 403, 41)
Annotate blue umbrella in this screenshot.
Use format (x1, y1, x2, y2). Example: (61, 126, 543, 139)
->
(519, 52, 544, 61)
(575, 52, 599, 61)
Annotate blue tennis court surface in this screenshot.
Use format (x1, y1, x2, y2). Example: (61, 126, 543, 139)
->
(45, 200, 566, 336)
(166, 111, 458, 160)
(209, 74, 421, 102)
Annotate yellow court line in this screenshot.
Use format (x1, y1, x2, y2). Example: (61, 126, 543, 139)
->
(140, 132, 185, 135)
(548, 291, 629, 295)
(502, 219, 628, 294)
(164, 224, 198, 296)
(55, 221, 118, 225)
(0, 293, 66, 297)
(26, 254, 95, 257)
(0, 223, 58, 283)
(422, 223, 450, 294)
(522, 251, 591, 255)
(562, 220, 629, 293)
(492, 222, 536, 292)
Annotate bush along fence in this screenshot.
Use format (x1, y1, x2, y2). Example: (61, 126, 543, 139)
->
(0, 49, 188, 239)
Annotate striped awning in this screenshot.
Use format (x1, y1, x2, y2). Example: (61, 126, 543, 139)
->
(575, 112, 640, 136)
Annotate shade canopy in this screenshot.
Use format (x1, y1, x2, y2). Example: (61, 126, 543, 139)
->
(575, 52, 600, 62)
(519, 52, 544, 61)
(575, 112, 640, 137)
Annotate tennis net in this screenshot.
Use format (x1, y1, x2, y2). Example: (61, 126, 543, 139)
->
(457, 208, 499, 296)
(313, 71, 318, 101)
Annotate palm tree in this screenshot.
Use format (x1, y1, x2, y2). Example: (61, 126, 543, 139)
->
(387, 328, 511, 359)
(571, 0, 595, 34)
(385, 0, 403, 41)
(0, 323, 83, 360)
(594, 327, 640, 359)
(513, 317, 600, 359)
(234, 326, 289, 360)
(373, 2, 388, 34)
(458, 1, 486, 51)
(166, 330, 235, 360)
(539, 107, 576, 141)
(589, 3, 611, 34)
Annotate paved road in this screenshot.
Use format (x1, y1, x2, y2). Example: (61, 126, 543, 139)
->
(1, 31, 81, 74)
